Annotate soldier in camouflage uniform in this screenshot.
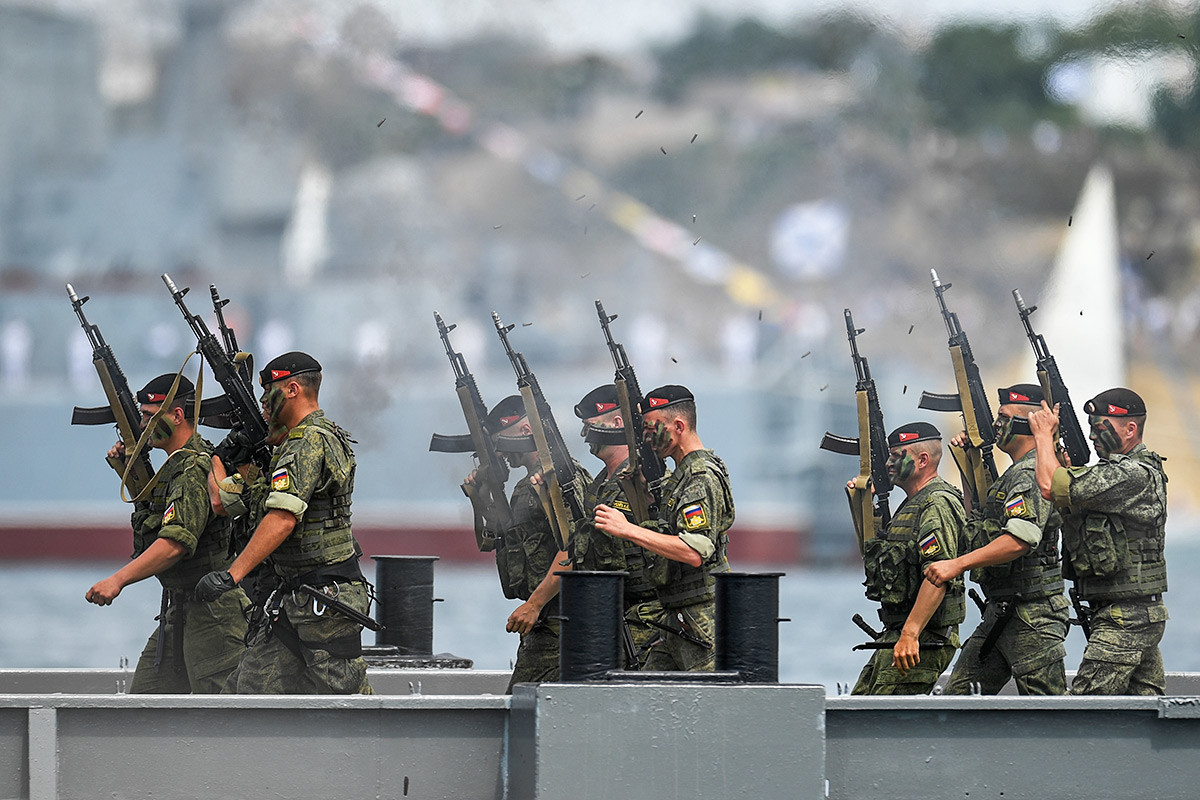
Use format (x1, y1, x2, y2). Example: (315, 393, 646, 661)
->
(571, 385, 664, 668)
(926, 385, 1069, 695)
(595, 385, 734, 672)
(85, 374, 249, 693)
(1031, 388, 1169, 695)
(851, 422, 966, 695)
(196, 352, 372, 694)
(466, 395, 589, 693)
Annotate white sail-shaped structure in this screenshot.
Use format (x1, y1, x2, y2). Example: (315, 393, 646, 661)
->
(1024, 163, 1124, 416)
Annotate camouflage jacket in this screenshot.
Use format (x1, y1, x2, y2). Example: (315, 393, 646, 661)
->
(652, 448, 735, 608)
(131, 431, 233, 592)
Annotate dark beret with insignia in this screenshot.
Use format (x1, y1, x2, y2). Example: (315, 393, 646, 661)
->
(138, 374, 195, 404)
(1085, 387, 1146, 417)
(574, 384, 620, 419)
(484, 395, 526, 435)
(887, 421, 941, 448)
(998, 384, 1044, 406)
(259, 351, 322, 387)
(643, 384, 694, 411)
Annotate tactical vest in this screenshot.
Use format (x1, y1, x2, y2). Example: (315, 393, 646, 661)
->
(131, 439, 233, 592)
(270, 416, 359, 579)
(1064, 448, 1168, 603)
(655, 451, 734, 609)
(495, 477, 560, 605)
(971, 466, 1063, 601)
(572, 465, 657, 604)
(865, 478, 965, 629)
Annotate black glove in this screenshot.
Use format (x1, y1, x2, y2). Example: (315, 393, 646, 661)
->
(215, 430, 255, 470)
(195, 570, 237, 602)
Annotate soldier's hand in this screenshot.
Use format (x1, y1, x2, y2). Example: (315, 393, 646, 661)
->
(949, 431, 970, 448)
(594, 504, 631, 538)
(85, 577, 123, 606)
(1028, 401, 1060, 439)
(506, 600, 540, 635)
(893, 631, 921, 674)
(924, 560, 961, 588)
(529, 471, 545, 486)
(463, 468, 479, 486)
(107, 441, 126, 460)
(195, 570, 237, 602)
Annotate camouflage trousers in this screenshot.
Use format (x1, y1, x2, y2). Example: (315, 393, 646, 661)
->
(642, 600, 715, 672)
(131, 588, 250, 694)
(944, 593, 1069, 695)
(1071, 597, 1168, 696)
(223, 581, 372, 695)
(851, 626, 960, 696)
(506, 619, 560, 694)
(625, 598, 666, 670)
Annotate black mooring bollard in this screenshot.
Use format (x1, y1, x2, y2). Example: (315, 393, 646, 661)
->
(715, 572, 786, 683)
(372, 555, 439, 654)
(557, 570, 627, 682)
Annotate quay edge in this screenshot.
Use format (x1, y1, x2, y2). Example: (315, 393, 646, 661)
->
(4, 669, 1200, 799)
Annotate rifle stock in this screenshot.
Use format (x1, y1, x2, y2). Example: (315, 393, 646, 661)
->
(493, 311, 585, 551)
(820, 308, 891, 554)
(595, 300, 667, 524)
(66, 284, 155, 496)
(918, 270, 999, 506)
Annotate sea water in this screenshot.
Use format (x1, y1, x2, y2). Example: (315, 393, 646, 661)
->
(4, 539, 1199, 692)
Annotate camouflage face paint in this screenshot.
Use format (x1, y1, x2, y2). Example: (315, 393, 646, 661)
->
(1089, 415, 1122, 459)
(994, 414, 1017, 448)
(150, 413, 175, 445)
(262, 385, 288, 441)
(645, 420, 671, 456)
(887, 449, 915, 481)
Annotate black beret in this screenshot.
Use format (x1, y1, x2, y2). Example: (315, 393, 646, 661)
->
(138, 374, 195, 404)
(998, 384, 1044, 406)
(259, 351, 321, 386)
(574, 385, 621, 419)
(643, 384, 694, 411)
(887, 421, 942, 448)
(484, 395, 526, 435)
(1085, 388, 1146, 417)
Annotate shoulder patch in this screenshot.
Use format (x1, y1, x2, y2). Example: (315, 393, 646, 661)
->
(682, 502, 708, 530)
(1004, 494, 1028, 518)
(271, 468, 291, 491)
(161, 503, 176, 525)
(918, 532, 941, 557)
(288, 427, 306, 440)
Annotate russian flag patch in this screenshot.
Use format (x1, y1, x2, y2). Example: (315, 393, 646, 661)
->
(919, 533, 941, 557)
(1005, 494, 1027, 518)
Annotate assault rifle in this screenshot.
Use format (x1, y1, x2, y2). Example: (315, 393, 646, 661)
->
(67, 284, 155, 496)
(918, 270, 999, 508)
(162, 274, 270, 470)
(820, 309, 891, 554)
(493, 311, 587, 551)
(1012, 289, 1090, 468)
(595, 300, 667, 523)
(210, 283, 255, 390)
(1013, 288, 1094, 638)
(428, 311, 515, 551)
